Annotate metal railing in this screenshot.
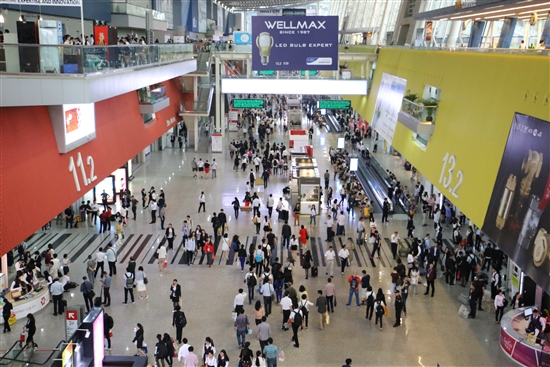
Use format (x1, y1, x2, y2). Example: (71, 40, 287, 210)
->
(0, 43, 194, 75)
(0, 340, 67, 366)
(385, 45, 550, 56)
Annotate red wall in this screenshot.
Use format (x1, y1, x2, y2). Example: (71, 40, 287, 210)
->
(0, 77, 192, 256)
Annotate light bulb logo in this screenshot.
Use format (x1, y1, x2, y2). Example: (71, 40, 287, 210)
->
(256, 32, 274, 65)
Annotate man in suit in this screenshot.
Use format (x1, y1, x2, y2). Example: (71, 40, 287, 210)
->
(428, 242, 441, 267)
(217, 209, 227, 235)
(281, 221, 292, 248)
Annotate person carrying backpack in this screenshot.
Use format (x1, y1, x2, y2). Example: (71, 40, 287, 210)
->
(172, 305, 187, 344)
(374, 298, 386, 331)
(244, 267, 257, 304)
(289, 306, 303, 348)
(365, 286, 375, 320)
(123, 268, 135, 304)
(155, 333, 169, 367)
(346, 271, 361, 307)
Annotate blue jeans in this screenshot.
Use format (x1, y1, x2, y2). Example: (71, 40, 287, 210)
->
(267, 357, 277, 367)
(236, 329, 246, 347)
(310, 215, 316, 225)
(347, 289, 360, 306)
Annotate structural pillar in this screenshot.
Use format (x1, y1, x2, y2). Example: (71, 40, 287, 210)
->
(220, 92, 225, 137)
(541, 17, 550, 46)
(446, 21, 461, 48)
(468, 21, 486, 48)
(497, 17, 518, 48)
(194, 116, 199, 153)
(215, 56, 221, 136)
(523, 20, 531, 47)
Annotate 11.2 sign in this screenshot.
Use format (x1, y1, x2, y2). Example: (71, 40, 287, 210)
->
(68, 152, 98, 192)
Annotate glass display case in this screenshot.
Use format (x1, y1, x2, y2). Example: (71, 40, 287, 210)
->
(291, 157, 318, 168)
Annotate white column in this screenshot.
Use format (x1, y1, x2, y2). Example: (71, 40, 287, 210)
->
(1, 254, 8, 290)
(446, 21, 461, 47)
(194, 116, 199, 153)
(215, 56, 221, 135)
(220, 92, 225, 137)
(246, 57, 252, 78)
(523, 21, 531, 47)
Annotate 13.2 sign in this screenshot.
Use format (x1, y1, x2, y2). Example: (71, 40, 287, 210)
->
(439, 152, 463, 198)
(68, 152, 98, 192)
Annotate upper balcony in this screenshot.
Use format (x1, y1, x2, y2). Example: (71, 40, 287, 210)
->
(0, 43, 197, 107)
(398, 98, 438, 135)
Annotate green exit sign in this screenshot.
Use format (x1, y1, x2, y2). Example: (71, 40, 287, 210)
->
(232, 99, 265, 109)
(317, 100, 352, 109)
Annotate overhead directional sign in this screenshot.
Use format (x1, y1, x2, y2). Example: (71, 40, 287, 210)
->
(232, 99, 265, 109)
(317, 100, 351, 109)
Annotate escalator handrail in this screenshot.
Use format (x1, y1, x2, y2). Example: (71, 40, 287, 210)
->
(0, 340, 66, 366)
(367, 153, 410, 213)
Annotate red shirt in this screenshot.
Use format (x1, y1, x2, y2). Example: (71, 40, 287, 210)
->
(299, 228, 308, 244)
(204, 242, 214, 253)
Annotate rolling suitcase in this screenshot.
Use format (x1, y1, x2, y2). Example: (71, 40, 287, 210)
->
(311, 266, 318, 278)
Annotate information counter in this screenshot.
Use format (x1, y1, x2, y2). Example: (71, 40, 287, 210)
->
(0, 283, 50, 324)
(291, 157, 318, 169)
(500, 307, 550, 367)
(289, 167, 321, 215)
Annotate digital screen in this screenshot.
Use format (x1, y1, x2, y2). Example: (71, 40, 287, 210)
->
(349, 158, 358, 172)
(337, 137, 345, 149)
(49, 103, 96, 154)
(63, 104, 96, 145)
(94, 176, 115, 205)
(317, 100, 351, 109)
(232, 99, 265, 109)
(62, 341, 73, 367)
(92, 311, 104, 367)
(113, 168, 127, 195)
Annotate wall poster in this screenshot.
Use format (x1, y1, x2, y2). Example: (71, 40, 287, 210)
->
(370, 73, 407, 144)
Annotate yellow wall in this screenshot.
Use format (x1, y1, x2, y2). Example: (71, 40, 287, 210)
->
(348, 48, 550, 226)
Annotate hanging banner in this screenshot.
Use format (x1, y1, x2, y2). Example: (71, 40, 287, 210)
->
(425, 21, 433, 42)
(370, 73, 407, 144)
(252, 16, 338, 71)
(482, 113, 550, 293)
(0, 0, 82, 5)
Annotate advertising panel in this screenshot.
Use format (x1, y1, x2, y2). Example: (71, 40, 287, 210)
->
(500, 327, 516, 356)
(49, 103, 97, 154)
(482, 113, 550, 293)
(93, 311, 105, 367)
(234, 32, 252, 45)
(62, 341, 73, 367)
(425, 21, 433, 42)
(198, 0, 207, 33)
(251, 16, 338, 71)
(371, 73, 407, 144)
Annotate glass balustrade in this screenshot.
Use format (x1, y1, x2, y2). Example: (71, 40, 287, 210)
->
(0, 43, 194, 75)
(401, 98, 438, 123)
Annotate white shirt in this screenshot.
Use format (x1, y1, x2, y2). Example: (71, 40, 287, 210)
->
(324, 250, 335, 261)
(211, 161, 217, 170)
(494, 294, 505, 308)
(326, 217, 334, 227)
(199, 194, 205, 203)
(280, 296, 293, 310)
(267, 197, 274, 207)
(178, 344, 191, 361)
(391, 233, 400, 243)
(253, 198, 261, 207)
(407, 253, 415, 264)
(261, 282, 274, 296)
(338, 248, 349, 259)
(151, 201, 158, 211)
(234, 292, 247, 308)
(157, 246, 167, 259)
(337, 214, 346, 226)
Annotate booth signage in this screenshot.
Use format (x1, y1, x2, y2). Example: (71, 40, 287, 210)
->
(66, 309, 79, 340)
(252, 16, 338, 71)
(232, 99, 265, 109)
(482, 113, 550, 294)
(317, 100, 351, 109)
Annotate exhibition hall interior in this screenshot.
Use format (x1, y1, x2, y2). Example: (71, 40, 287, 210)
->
(0, 0, 549, 366)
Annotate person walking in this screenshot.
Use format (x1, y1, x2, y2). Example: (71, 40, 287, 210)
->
(154, 333, 168, 367)
(211, 159, 217, 179)
(234, 308, 249, 349)
(324, 246, 336, 277)
(262, 338, 281, 367)
(170, 279, 182, 309)
(316, 290, 328, 330)
(494, 289, 506, 324)
(260, 279, 275, 316)
(94, 248, 105, 278)
(135, 266, 148, 299)
(172, 305, 187, 344)
(280, 291, 293, 330)
(424, 263, 436, 297)
(255, 316, 271, 351)
(2, 298, 13, 333)
(185, 232, 196, 266)
(165, 224, 176, 250)
(390, 231, 400, 260)
(106, 244, 117, 276)
(345, 271, 361, 307)
(393, 290, 404, 327)
(198, 191, 206, 213)
(79, 276, 95, 313)
(289, 306, 303, 348)
(101, 271, 111, 306)
(123, 268, 135, 305)
(157, 243, 167, 272)
(338, 245, 350, 275)
(325, 278, 336, 313)
(23, 313, 37, 349)
(374, 292, 386, 331)
(150, 200, 158, 224)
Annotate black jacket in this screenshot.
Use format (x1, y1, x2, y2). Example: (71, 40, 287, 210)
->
(281, 224, 292, 237)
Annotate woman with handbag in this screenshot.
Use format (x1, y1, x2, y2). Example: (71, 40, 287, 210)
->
(135, 266, 148, 299)
(23, 313, 37, 349)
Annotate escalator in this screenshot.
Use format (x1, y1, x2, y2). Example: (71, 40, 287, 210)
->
(0, 340, 65, 366)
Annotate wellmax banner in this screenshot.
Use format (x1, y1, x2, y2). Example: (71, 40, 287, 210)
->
(252, 16, 338, 71)
(483, 113, 550, 292)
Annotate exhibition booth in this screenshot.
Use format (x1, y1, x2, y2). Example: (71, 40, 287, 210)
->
(0, 278, 50, 324)
(500, 307, 550, 367)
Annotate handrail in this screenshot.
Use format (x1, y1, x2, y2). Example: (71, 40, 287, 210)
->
(0, 340, 66, 366)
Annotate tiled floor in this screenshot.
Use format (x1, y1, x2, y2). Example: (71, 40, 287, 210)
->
(2, 121, 515, 367)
